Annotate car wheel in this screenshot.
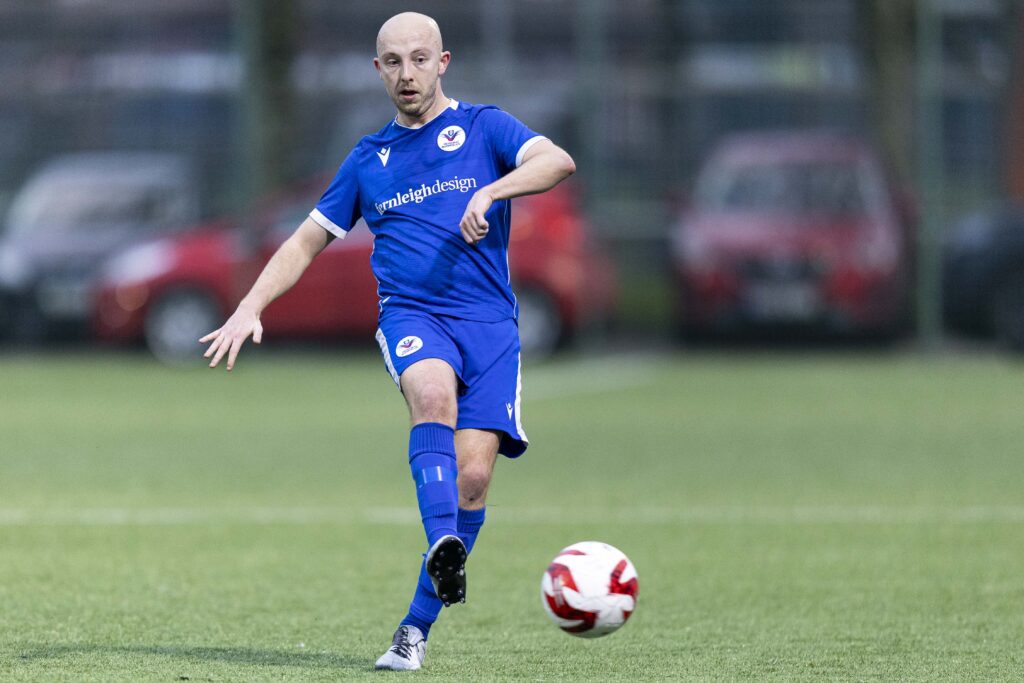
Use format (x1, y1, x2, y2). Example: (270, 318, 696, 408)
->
(517, 287, 563, 359)
(992, 271, 1024, 351)
(144, 289, 222, 364)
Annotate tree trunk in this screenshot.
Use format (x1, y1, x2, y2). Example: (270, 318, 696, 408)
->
(862, 0, 916, 181)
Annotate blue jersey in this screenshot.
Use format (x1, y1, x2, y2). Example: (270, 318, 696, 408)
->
(310, 99, 546, 322)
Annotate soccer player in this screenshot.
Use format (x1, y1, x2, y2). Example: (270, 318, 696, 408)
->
(200, 11, 575, 672)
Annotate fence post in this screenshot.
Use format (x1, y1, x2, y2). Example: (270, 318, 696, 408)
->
(915, 0, 944, 347)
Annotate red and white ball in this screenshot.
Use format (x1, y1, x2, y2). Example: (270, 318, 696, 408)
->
(540, 541, 639, 638)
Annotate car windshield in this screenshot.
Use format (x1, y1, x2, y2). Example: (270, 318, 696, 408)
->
(6, 178, 190, 237)
(699, 160, 871, 217)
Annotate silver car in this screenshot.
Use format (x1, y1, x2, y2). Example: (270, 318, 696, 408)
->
(0, 152, 199, 341)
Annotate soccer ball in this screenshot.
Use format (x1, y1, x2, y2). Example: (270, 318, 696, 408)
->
(540, 541, 639, 638)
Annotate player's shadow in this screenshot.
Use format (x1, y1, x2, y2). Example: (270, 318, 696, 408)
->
(16, 643, 369, 671)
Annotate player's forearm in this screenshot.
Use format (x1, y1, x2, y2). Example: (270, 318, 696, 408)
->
(237, 240, 312, 315)
(484, 145, 576, 202)
(237, 220, 328, 315)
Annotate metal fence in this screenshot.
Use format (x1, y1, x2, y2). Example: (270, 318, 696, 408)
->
(0, 0, 1016, 337)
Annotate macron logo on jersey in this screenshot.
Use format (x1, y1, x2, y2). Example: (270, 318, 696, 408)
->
(377, 148, 391, 167)
(374, 175, 478, 215)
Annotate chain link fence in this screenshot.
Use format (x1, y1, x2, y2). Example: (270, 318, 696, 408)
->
(0, 0, 1015, 338)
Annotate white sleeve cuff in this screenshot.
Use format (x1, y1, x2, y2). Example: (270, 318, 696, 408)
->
(309, 208, 348, 239)
(515, 135, 548, 168)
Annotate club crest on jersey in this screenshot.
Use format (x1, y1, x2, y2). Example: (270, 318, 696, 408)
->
(377, 147, 391, 167)
(437, 126, 466, 152)
(395, 335, 423, 357)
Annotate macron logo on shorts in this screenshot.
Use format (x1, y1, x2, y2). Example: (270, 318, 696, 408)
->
(395, 336, 423, 358)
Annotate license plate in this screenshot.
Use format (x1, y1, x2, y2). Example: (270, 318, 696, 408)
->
(746, 282, 820, 320)
(37, 279, 91, 317)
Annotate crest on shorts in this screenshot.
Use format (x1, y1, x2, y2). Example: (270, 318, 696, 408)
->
(395, 335, 423, 357)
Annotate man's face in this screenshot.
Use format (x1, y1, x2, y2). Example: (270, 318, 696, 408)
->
(374, 31, 450, 119)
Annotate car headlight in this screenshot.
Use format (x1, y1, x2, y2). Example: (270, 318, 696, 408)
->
(101, 241, 174, 285)
(948, 214, 996, 253)
(0, 243, 31, 288)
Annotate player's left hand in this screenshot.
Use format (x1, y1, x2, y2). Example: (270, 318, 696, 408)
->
(460, 190, 493, 245)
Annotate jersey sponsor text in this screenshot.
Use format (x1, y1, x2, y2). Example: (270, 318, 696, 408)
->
(374, 175, 478, 215)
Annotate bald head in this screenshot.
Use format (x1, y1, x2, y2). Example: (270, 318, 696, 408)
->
(376, 12, 443, 57)
(373, 11, 451, 126)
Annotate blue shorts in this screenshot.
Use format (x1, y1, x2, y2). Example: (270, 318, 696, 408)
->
(375, 307, 529, 458)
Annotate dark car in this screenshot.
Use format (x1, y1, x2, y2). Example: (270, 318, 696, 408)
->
(943, 205, 1024, 349)
(92, 177, 616, 361)
(670, 131, 914, 339)
(0, 153, 199, 341)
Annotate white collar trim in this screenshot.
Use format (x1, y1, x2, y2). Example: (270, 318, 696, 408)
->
(393, 98, 459, 129)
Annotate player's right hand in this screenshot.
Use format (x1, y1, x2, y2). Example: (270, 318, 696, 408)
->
(459, 189, 493, 245)
(199, 307, 263, 371)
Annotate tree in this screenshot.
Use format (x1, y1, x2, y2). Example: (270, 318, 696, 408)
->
(862, 0, 917, 181)
(236, 0, 297, 208)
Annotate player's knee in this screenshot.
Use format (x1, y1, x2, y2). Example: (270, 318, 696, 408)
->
(458, 462, 492, 504)
(409, 382, 457, 424)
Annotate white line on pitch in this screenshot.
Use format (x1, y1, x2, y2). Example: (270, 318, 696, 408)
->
(1, 505, 1023, 526)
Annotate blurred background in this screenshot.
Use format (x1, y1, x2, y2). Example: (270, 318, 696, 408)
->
(1, 0, 1023, 359)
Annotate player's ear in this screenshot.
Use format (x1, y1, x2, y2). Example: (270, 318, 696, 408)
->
(438, 51, 451, 75)
(373, 57, 383, 79)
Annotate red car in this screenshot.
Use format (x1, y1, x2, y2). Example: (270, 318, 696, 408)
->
(92, 177, 615, 361)
(671, 131, 914, 338)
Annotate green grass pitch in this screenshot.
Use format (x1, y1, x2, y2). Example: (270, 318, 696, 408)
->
(1, 349, 1023, 681)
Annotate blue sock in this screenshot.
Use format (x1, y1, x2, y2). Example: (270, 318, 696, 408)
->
(408, 423, 459, 547)
(401, 507, 487, 639)
(456, 507, 486, 553)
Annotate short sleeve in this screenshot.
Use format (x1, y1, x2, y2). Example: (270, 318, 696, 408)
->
(478, 108, 547, 175)
(310, 150, 362, 239)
